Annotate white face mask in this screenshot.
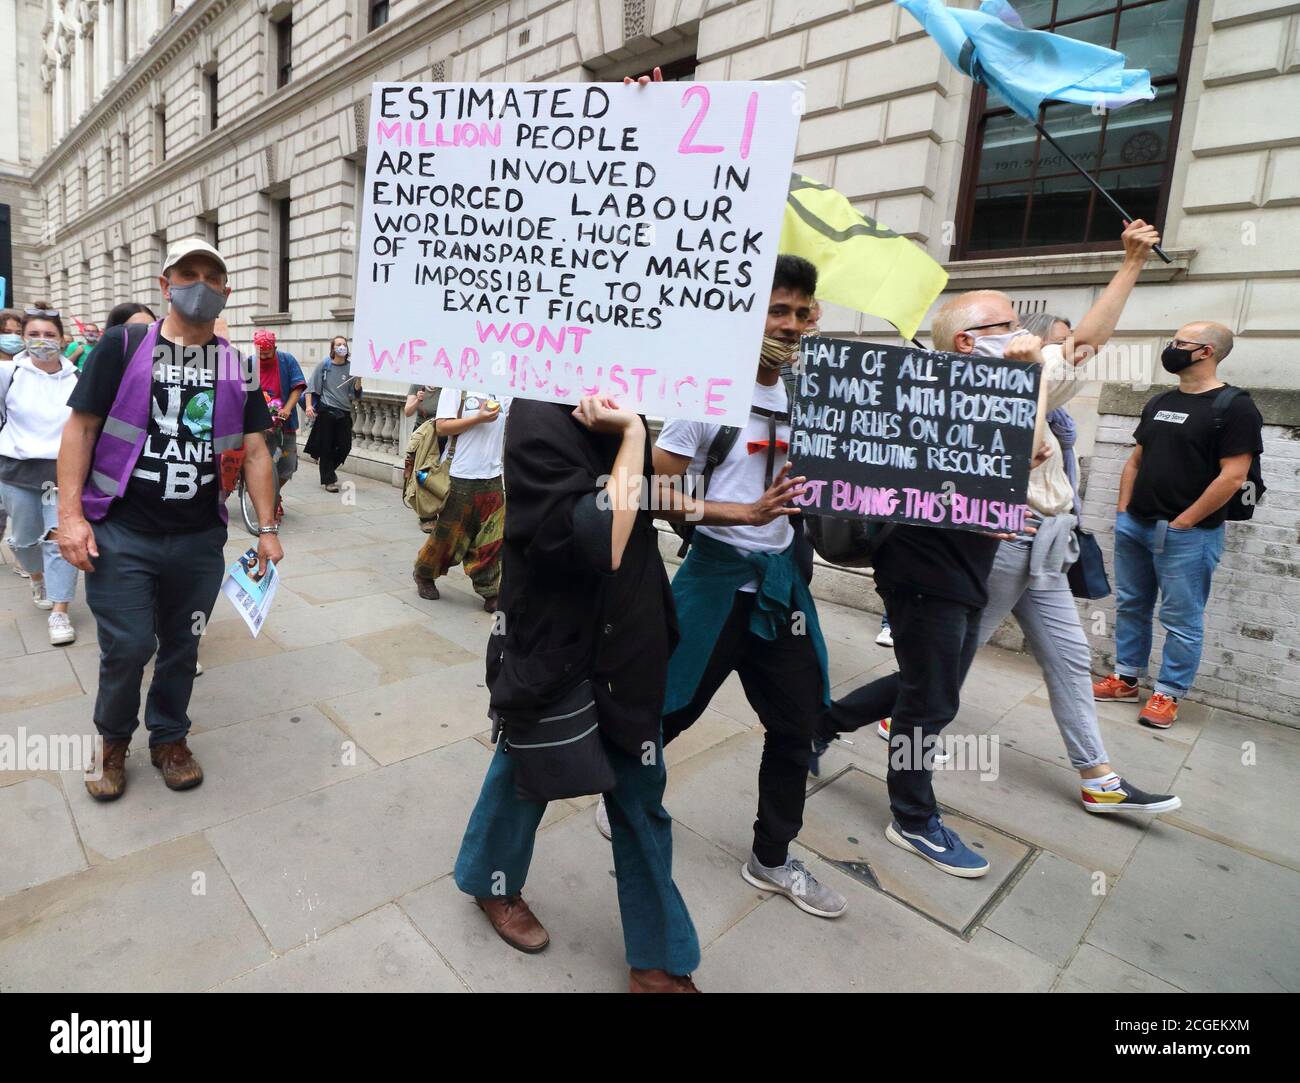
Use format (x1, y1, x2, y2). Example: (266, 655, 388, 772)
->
(335, 345, 349, 358)
(969, 328, 1028, 359)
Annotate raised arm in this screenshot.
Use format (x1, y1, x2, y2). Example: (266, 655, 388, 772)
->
(1068, 220, 1161, 365)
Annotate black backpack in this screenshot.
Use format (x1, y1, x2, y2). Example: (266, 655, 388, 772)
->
(1150, 385, 1266, 520)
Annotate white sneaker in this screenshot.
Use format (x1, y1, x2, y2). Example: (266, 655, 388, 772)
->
(31, 579, 52, 610)
(195, 661, 204, 676)
(594, 795, 612, 841)
(874, 624, 894, 648)
(48, 612, 75, 645)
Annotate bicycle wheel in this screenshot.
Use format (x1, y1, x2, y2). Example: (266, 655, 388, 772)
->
(239, 479, 259, 537)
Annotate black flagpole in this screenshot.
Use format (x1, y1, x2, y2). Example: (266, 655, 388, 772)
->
(1034, 121, 1173, 264)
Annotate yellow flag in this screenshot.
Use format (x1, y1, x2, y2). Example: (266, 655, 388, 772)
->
(780, 174, 948, 341)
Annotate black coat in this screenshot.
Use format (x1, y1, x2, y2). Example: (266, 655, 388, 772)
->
(486, 400, 678, 758)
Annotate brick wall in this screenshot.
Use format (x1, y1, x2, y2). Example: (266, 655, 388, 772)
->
(1080, 384, 1300, 729)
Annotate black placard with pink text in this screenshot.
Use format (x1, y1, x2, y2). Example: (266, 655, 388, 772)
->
(789, 336, 1041, 534)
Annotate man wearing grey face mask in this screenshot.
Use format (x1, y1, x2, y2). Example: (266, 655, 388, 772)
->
(58, 238, 283, 801)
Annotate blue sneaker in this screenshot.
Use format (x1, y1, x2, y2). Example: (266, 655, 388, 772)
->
(885, 817, 989, 878)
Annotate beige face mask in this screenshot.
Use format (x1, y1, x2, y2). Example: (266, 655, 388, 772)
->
(759, 334, 800, 371)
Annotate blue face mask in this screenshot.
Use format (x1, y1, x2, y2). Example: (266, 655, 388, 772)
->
(0, 333, 23, 355)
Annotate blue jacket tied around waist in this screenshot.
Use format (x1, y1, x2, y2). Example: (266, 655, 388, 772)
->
(663, 531, 830, 716)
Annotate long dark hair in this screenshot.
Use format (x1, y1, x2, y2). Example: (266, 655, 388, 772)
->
(105, 302, 158, 330)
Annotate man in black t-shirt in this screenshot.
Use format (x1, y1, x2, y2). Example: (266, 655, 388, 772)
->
(1094, 322, 1263, 729)
(57, 238, 283, 801)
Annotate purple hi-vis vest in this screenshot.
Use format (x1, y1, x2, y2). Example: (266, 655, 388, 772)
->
(82, 320, 248, 523)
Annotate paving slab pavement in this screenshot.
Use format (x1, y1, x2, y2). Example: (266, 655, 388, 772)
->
(1, 475, 1295, 993)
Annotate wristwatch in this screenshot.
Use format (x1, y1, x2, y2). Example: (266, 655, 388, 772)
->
(257, 525, 280, 535)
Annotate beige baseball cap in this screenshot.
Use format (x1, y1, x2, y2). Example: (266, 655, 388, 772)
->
(161, 237, 229, 276)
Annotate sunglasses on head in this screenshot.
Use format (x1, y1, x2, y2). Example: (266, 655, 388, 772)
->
(25, 307, 60, 318)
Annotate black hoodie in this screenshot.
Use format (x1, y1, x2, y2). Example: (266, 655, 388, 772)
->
(485, 399, 679, 758)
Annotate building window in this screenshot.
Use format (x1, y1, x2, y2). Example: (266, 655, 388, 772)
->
(627, 54, 698, 82)
(274, 196, 292, 312)
(368, 1, 389, 31)
(954, 0, 1195, 259)
(0, 204, 11, 308)
(205, 216, 220, 251)
(206, 70, 219, 132)
(116, 244, 131, 299)
(153, 105, 167, 166)
(80, 163, 89, 214)
(85, 28, 96, 106)
(275, 15, 293, 88)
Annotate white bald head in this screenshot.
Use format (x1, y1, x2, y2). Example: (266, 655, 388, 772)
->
(931, 290, 1019, 353)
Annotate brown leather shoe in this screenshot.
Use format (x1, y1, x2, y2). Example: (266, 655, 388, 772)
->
(475, 894, 549, 954)
(413, 573, 440, 600)
(150, 738, 204, 791)
(85, 739, 130, 802)
(630, 967, 701, 993)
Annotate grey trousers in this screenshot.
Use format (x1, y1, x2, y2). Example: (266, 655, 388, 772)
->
(976, 539, 1110, 771)
(84, 517, 227, 746)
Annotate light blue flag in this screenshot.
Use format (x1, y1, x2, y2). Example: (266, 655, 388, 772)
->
(897, 0, 1155, 121)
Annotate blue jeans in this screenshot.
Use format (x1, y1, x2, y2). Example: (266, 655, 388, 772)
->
(1113, 512, 1225, 699)
(454, 735, 700, 975)
(0, 479, 79, 603)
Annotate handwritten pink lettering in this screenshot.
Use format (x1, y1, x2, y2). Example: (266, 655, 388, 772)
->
(704, 377, 733, 416)
(475, 322, 592, 354)
(374, 121, 502, 147)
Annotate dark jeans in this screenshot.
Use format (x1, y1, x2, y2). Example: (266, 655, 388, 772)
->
(824, 588, 981, 833)
(311, 408, 353, 485)
(84, 518, 227, 746)
(663, 591, 823, 868)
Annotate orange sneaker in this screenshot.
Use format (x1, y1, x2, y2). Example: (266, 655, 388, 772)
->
(1093, 674, 1139, 702)
(1138, 692, 1178, 729)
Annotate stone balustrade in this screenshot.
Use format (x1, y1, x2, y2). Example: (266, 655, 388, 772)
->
(347, 391, 406, 458)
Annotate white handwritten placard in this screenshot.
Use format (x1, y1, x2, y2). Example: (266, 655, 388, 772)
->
(351, 81, 801, 426)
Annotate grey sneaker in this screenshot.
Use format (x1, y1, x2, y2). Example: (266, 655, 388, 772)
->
(31, 579, 52, 609)
(594, 794, 612, 841)
(741, 853, 847, 919)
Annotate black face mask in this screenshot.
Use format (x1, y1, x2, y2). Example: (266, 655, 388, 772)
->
(1161, 345, 1201, 374)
